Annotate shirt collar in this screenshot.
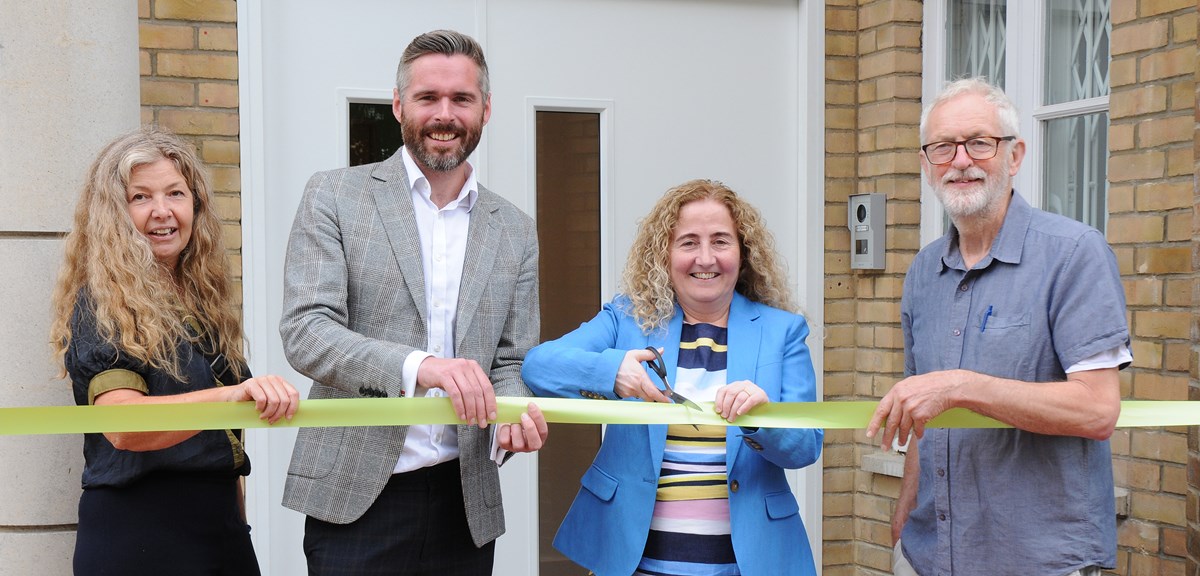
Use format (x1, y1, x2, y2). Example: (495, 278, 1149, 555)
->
(939, 190, 1031, 272)
(400, 145, 478, 211)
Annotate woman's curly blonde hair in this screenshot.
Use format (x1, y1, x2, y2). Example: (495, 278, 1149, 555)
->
(620, 179, 796, 333)
(49, 127, 246, 382)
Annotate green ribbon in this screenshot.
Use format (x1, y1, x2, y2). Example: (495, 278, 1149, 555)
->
(0, 398, 1196, 436)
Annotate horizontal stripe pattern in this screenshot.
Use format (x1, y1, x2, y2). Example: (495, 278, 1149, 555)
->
(639, 323, 738, 575)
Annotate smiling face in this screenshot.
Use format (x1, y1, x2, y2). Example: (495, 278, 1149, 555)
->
(669, 198, 741, 324)
(393, 53, 491, 174)
(921, 92, 1025, 221)
(125, 157, 194, 270)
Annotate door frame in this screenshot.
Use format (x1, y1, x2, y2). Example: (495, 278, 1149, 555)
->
(238, 0, 826, 572)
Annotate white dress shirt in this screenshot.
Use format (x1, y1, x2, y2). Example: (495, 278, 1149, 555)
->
(393, 146, 476, 474)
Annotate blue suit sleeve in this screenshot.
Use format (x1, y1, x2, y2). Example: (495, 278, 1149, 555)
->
(741, 313, 823, 470)
(522, 299, 633, 400)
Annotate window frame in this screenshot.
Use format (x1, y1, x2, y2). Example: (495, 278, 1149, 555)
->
(920, 0, 1111, 245)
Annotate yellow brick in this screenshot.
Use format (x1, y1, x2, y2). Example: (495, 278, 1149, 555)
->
(1166, 146, 1191, 176)
(210, 166, 241, 193)
(1111, 19, 1168, 55)
(1135, 180, 1192, 211)
(1130, 339, 1163, 369)
(1137, 115, 1193, 148)
(1109, 57, 1138, 87)
(825, 6, 858, 32)
(1140, 47, 1194, 82)
(157, 53, 239, 80)
(859, 0, 923, 29)
(139, 0, 150, 18)
(888, 202, 921, 226)
(1164, 211, 1190, 241)
(876, 75, 922, 100)
(1168, 80, 1194, 111)
(156, 0, 237, 22)
(826, 83, 856, 106)
(1172, 12, 1197, 42)
(826, 58, 857, 82)
(141, 108, 154, 126)
(1107, 213, 1165, 243)
(211, 194, 241, 221)
(822, 372, 855, 396)
(1110, 85, 1168, 118)
(827, 131, 856, 154)
(1112, 0, 1138, 25)
(1109, 122, 1135, 151)
(1113, 246, 1135, 274)
(1108, 150, 1166, 181)
(827, 34, 857, 57)
(1163, 341, 1190, 371)
(1133, 310, 1191, 339)
(202, 139, 240, 164)
(140, 23, 194, 50)
(876, 24, 921, 50)
(1108, 184, 1135, 213)
(858, 30, 878, 54)
(1135, 247, 1190, 274)
(856, 301, 900, 324)
(1163, 278, 1191, 307)
(199, 82, 238, 108)
(857, 81, 878, 104)
(826, 108, 856, 130)
(140, 50, 152, 76)
(221, 222, 241, 250)
(159, 109, 239, 136)
(199, 26, 238, 51)
(1140, 0, 1195, 17)
(1130, 491, 1187, 526)
(859, 101, 923, 129)
(859, 50, 922, 80)
(860, 151, 920, 177)
(826, 156, 856, 179)
(1124, 277, 1163, 306)
(141, 79, 194, 106)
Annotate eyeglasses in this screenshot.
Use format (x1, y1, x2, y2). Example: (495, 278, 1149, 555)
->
(921, 136, 1016, 165)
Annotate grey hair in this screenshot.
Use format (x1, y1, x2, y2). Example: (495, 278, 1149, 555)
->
(395, 29, 490, 98)
(919, 77, 1020, 142)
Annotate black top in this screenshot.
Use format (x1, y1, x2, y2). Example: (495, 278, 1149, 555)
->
(66, 292, 251, 488)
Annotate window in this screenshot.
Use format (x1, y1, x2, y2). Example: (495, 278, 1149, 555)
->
(922, 0, 1111, 240)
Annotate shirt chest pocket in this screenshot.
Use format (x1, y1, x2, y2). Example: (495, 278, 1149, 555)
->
(975, 311, 1032, 375)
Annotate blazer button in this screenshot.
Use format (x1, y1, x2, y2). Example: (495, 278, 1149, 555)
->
(730, 479, 739, 493)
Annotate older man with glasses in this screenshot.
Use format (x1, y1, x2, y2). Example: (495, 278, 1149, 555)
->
(866, 77, 1131, 576)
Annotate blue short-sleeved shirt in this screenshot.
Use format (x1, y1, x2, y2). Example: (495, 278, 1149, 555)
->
(899, 193, 1128, 576)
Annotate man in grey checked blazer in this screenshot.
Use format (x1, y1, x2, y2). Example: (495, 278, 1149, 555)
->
(279, 30, 548, 576)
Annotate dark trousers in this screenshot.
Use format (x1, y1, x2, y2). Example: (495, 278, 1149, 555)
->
(304, 460, 495, 576)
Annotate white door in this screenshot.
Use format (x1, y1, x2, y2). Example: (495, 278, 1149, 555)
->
(239, 2, 825, 574)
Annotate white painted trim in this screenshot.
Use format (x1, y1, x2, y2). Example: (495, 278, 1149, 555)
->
(335, 88, 395, 168)
(1007, 2, 1042, 210)
(796, 0, 825, 567)
(920, 0, 949, 247)
(525, 98, 617, 299)
(1033, 95, 1110, 120)
(236, 1, 273, 573)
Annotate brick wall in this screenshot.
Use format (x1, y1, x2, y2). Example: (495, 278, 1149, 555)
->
(138, 0, 242, 299)
(822, 1, 923, 573)
(825, 0, 1199, 574)
(1110, 0, 1196, 573)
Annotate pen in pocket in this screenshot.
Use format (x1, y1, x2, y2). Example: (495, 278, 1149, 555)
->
(980, 305, 993, 332)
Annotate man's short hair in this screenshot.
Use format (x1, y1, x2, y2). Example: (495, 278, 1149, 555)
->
(919, 77, 1020, 142)
(395, 29, 490, 98)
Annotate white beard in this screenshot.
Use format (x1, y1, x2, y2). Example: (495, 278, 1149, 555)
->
(930, 159, 1011, 221)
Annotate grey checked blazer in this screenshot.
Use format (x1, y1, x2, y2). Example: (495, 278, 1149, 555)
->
(278, 150, 540, 547)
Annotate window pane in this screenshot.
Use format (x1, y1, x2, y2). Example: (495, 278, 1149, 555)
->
(1044, 0, 1110, 104)
(947, 0, 1007, 86)
(1042, 112, 1108, 231)
(348, 102, 403, 167)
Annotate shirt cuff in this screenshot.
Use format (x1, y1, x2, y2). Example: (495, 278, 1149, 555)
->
(490, 425, 508, 465)
(401, 350, 434, 399)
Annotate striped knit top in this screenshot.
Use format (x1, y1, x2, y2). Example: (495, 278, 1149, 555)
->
(636, 322, 739, 576)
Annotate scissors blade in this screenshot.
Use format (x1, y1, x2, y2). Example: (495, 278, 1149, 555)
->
(669, 391, 704, 413)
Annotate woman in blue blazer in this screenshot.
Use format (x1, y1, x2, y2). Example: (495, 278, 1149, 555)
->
(523, 180, 822, 576)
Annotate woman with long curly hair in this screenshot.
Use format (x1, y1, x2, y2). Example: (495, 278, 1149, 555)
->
(50, 127, 298, 576)
(522, 179, 822, 576)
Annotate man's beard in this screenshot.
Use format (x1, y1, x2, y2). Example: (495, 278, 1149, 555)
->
(401, 116, 484, 172)
(931, 159, 1011, 221)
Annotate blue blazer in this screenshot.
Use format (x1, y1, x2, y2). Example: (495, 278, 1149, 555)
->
(522, 292, 822, 576)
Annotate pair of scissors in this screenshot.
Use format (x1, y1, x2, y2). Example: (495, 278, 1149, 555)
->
(644, 346, 704, 417)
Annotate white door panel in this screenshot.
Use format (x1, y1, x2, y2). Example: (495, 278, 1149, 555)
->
(241, 2, 822, 574)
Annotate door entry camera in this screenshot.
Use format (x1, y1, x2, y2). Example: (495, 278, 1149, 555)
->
(848, 193, 885, 270)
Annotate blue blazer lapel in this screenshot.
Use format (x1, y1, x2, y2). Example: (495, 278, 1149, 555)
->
(645, 311, 684, 465)
(369, 154, 428, 328)
(725, 293, 762, 473)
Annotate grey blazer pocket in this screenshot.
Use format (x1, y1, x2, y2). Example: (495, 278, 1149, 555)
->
(287, 426, 345, 480)
(580, 465, 618, 502)
(765, 490, 800, 520)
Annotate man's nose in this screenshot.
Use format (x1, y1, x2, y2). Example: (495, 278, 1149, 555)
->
(950, 142, 974, 169)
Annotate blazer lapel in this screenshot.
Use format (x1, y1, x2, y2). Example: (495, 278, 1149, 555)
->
(368, 153, 428, 328)
(455, 189, 499, 352)
(725, 293, 762, 473)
